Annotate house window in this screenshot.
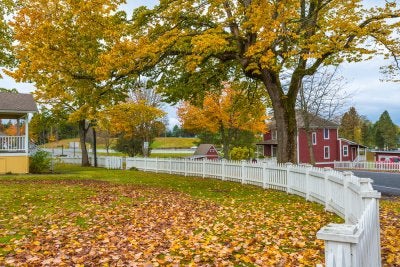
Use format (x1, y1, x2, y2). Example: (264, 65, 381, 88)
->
(271, 146, 277, 157)
(324, 128, 330, 139)
(272, 130, 277, 140)
(324, 146, 330, 159)
(343, 145, 348, 157)
(312, 132, 317, 145)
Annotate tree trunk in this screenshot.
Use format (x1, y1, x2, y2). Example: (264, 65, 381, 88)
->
(79, 120, 90, 167)
(220, 125, 229, 159)
(92, 127, 97, 167)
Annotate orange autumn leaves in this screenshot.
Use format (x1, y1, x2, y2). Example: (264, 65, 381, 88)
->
(178, 86, 269, 136)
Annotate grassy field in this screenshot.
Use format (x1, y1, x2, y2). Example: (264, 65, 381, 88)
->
(0, 165, 343, 266)
(41, 137, 199, 150)
(150, 137, 199, 149)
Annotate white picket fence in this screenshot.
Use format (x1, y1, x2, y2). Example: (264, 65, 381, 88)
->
(335, 160, 400, 172)
(55, 156, 123, 170)
(126, 157, 382, 267)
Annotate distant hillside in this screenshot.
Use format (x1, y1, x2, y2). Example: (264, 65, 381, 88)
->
(150, 137, 199, 149)
(41, 137, 199, 149)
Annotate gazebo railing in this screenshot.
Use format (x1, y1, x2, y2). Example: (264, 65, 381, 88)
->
(0, 136, 26, 152)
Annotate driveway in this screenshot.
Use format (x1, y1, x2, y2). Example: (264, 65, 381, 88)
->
(351, 171, 400, 196)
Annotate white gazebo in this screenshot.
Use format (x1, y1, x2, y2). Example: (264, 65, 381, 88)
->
(0, 92, 38, 173)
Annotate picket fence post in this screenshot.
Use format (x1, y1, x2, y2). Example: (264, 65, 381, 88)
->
(285, 162, 293, 194)
(221, 159, 226, 181)
(262, 161, 269, 189)
(184, 158, 187, 176)
(155, 158, 158, 173)
(241, 160, 246, 184)
(324, 167, 332, 212)
(202, 159, 206, 178)
(343, 171, 353, 223)
(169, 158, 172, 174)
(144, 157, 148, 171)
(304, 164, 312, 201)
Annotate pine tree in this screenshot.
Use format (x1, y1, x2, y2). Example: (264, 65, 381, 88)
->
(374, 111, 398, 149)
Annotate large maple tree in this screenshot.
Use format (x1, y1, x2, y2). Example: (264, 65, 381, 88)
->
(9, 0, 128, 166)
(102, 0, 400, 163)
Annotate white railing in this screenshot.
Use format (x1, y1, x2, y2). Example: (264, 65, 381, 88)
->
(126, 157, 382, 267)
(335, 160, 400, 172)
(0, 136, 26, 152)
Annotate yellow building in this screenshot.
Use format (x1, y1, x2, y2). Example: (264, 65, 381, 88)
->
(0, 92, 38, 174)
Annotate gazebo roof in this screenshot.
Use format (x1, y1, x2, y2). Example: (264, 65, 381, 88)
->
(0, 92, 38, 119)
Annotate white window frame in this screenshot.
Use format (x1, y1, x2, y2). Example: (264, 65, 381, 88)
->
(312, 132, 317, 145)
(324, 128, 330, 140)
(272, 130, 277, 140)
(324, 146, 330, 159)
(343, 145, 348, 157)
(271, 146, 277, 157)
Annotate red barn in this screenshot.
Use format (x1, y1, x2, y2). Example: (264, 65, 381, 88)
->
(258, 113, 365, 167)
(193, 144, 219, 160)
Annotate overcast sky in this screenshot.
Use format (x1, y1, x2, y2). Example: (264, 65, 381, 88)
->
(0, 0, 399, 126)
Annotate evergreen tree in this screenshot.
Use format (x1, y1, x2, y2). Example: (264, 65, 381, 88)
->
(339, 107, 362, 143)
(374, 111, 398, 149)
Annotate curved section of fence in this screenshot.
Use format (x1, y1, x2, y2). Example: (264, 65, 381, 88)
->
(126, 157, 382, 267)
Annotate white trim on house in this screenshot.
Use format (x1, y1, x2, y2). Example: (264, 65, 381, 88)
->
(324, 146, 330, 159)
(323, 128, 330, 140)
(339, 137, 342, 162)
(272, 130, 277, 140)
(0, 153, 28, 156)
(312, 132, 317, 145)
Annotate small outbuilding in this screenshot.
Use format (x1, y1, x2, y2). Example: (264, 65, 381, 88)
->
(193, 144, 219, 160)
(0, 92, 38, 174)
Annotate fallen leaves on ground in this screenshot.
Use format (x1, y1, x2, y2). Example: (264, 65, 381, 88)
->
(0, 178, 338, 266)
(381, 196, 400, 267)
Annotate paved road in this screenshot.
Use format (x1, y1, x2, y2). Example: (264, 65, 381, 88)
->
(351, 171, 400, 196)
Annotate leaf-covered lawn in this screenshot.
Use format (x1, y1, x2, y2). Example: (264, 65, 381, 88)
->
(381, 197, 400, 266)
(4, 165, 394, 266)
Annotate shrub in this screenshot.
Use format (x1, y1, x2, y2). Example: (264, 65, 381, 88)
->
(29, 150, 52, 173)
(229, 147, 254, 161)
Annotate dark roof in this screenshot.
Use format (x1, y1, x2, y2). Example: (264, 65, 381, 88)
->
(0, 92, 38, 117)
(256, 140, 278, 145)
(267, 111, 338, 130)
(194, 144, 217, 155)
(338, 138, 367, 148)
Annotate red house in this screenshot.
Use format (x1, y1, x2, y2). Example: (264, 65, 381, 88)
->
(258, 113, 366, 167)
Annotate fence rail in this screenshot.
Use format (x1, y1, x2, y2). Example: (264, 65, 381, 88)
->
(335, 160, 400, 172)
(55, 156, 123, 170)
(0, 136, 26, 151)
(57, 156, 381, 267)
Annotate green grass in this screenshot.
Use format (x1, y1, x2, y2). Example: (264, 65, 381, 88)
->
(0, 165, 342, 265)
(150, 137, 199, 148)
(149, 153, 193, 158)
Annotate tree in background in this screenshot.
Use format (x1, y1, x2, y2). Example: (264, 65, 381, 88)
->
(101, 1, 400, 163)
(9, 0, 128, 166)
(107, 100, 165, 157)
(298, 67, 350, 164)
(360, 117, 375, 148)
(339, 107, 363, 144)
(30, 108, 79, 145)
(178, 83, 268, 159)
(0, 0, 14, 72)
(374, 111, 398, 149)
